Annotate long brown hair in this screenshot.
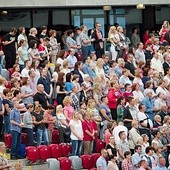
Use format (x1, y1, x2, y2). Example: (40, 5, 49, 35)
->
(57, 72, 65, 85)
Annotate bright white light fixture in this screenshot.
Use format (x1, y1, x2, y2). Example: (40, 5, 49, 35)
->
(1, 11, 8, 15)
(103, 6, 111, 11)
(136, 4, 145, 9)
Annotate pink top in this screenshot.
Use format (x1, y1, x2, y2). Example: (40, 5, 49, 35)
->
(104, 129, 112, 145)
(63, 105, 74, 123)
(161, 29, 169, 42)
(44, 111, 55, 130)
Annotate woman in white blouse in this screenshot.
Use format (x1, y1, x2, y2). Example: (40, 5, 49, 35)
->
(108, 26, 120, 61)
(132, 83, 144, 103)
(69, 111, 83, 156)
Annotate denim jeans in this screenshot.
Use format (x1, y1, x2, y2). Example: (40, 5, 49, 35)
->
(71, 140, 82, 157)
(81, 46, 90, 61)
(11, 131, 21, 157)
(22, 128, 33, 146)
(4, 115, 10, 134)
(36, 128, 49, 146)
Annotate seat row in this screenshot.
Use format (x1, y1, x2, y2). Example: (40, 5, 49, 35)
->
(46, 153, 101, 170)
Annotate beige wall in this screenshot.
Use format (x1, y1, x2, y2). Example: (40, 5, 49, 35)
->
(0, 0, 169, 7)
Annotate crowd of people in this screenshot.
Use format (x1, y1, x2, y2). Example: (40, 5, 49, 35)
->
(0, 20, 169, 169)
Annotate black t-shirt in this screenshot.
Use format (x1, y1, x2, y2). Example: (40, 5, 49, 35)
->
(33, 92, 48, 110)
(2, 99, 13, 116)
(106, 144, 117, 156)
(28, 35, 39, 45)
(2, 33, 17, 51)
(124, 61, 135, 80)
(32, 111, 45, 130)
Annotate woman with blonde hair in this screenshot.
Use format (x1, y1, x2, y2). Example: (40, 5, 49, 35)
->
(87, 98, 101, 123)
(95, 58, 105, 77)
(28, 27, 39, 44)
(69, 111, 83, 156)
(63, 96, 74, 123)
(159, 21, 170, 43)
(56, 105, 69, 143)
(61, 60, 70, 75)
(108, 26, 119, 61)
(93, 83, 103, 107)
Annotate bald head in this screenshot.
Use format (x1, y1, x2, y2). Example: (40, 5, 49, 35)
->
(37, 84, 44, 92)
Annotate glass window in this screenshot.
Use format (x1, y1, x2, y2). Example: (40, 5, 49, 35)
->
(83, 18, 94, 30)
(115, 9, 125, 14)
(74, 16, 80, 27)
(33, 10, 48, 27)
(82, 9, 104, 15)
(0, 11, 30, 31)
(116, 17, 126, 28)
(53, 10, 70, 25)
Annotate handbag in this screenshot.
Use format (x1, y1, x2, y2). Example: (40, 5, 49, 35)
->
(77, 51, 82, 61)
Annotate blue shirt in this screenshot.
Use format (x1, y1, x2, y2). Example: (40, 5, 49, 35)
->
(65, 82, 74, 91)
(142, 97, 154, 114)
(18, 46, 28, 65)
(37, 76, 51, 94)
(114, 66, 122, 78)
(10, 108, 21, 133)
(67, 55, 77, 72)
(99, 104, 112, 121)
(82, 63, 95, 80)
(96, 156, 108, 170)
(132, 152, 142, 170)
(153, 165, 167, 170)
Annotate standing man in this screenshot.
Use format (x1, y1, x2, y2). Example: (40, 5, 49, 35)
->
(91, 22, 105, 58)
(2, 27, 17, 69)
(67, 48, 77, 72)
(124, 53, 135, 80)
(10, 101, 24, 160)
(37, 68, 53, 103)
(135, 42, 145, 64)
(34, 84, 48, 110)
